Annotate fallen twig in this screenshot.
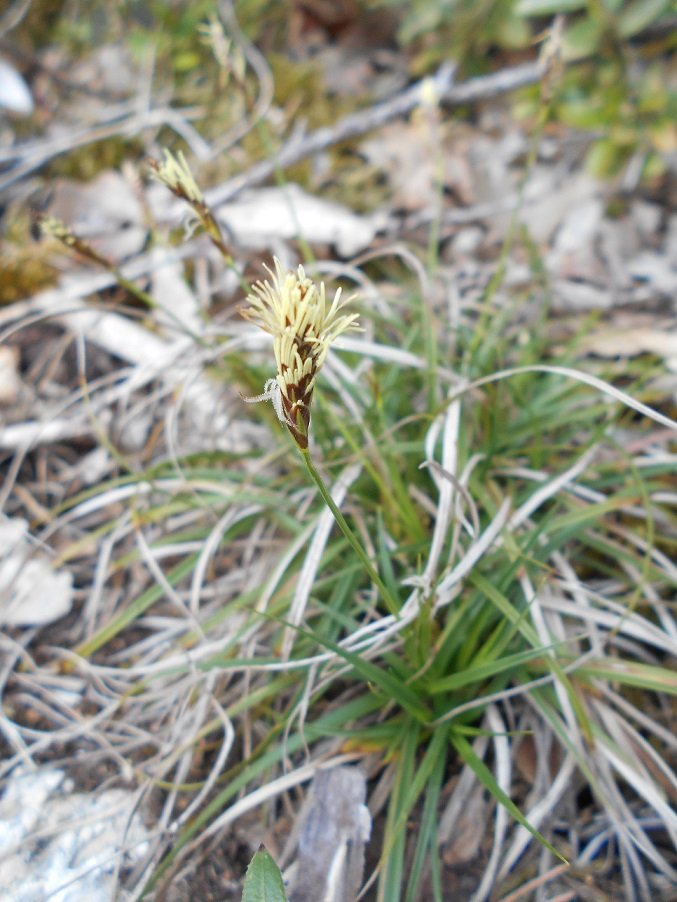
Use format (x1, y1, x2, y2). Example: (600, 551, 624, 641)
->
(2, 58, 543, 207)
(205, 60, 543, 207)
(0, 104, 209, 193)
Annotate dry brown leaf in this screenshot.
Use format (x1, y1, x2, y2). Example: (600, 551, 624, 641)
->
(441, 784, 488, 866)
(0, 518, 73, 627)
(580, 326, 677, 365)
(46, 171, 146, 260)
(0, 345, 21, 406)
(361, 119, 476, 212)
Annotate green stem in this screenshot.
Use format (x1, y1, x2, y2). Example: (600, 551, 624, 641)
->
(300, 449, 400, 617)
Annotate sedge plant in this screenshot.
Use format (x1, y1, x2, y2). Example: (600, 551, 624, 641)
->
(125, 152, 677, 899)
(151, 149, 404, 620)
(3, 8, 675, 900)
(239, 258, 401, 619)
(18, 142, 675, 901)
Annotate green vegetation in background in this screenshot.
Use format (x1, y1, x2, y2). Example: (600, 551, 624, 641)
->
(370, 0, 675, 180)
(12, 0, 676, 188)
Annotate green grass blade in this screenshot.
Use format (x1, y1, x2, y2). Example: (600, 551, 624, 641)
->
(450, 731, 567, 864)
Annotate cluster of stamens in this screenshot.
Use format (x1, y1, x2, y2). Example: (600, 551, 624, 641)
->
(240, 259, 360, 448)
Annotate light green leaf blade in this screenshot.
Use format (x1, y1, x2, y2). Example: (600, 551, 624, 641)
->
(618, 0, 671, 38)
(516, 0, 586, 14)
(242, 847, 288, 902)
(451, 732, 567, 864)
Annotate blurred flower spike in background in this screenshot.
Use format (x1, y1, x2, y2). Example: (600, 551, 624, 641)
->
(241, 258, 361, 449)
(150, 149, 204, 204)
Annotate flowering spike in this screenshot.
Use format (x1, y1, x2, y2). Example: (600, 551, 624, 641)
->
(148, 150, 233, 262)
(149, 149, 204, 204)
(39, 215, 111, 268)
(240, 258, 361, 449)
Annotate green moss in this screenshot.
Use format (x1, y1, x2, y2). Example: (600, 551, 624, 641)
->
(46, 137, 144, 182)
(0, 243, 57, 305)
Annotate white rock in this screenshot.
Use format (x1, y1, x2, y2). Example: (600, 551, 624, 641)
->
(0, 518, 74, 627)
(0, 767, 149, 901)
(0, 345, 21, 406)
(0, 57, 34, 115)
(216, 184, 381, 256)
